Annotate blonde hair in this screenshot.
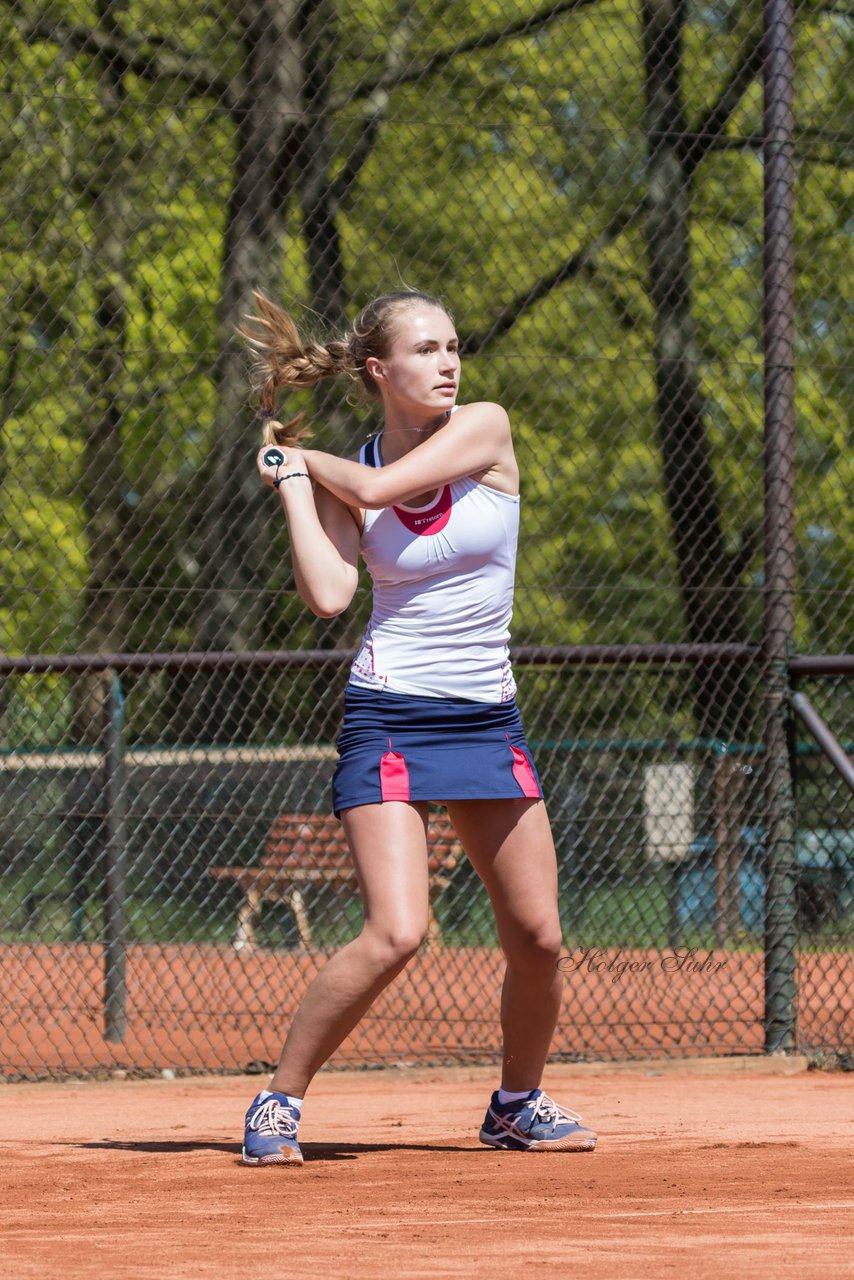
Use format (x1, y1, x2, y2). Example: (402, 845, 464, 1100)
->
(239, 289, 452, 446)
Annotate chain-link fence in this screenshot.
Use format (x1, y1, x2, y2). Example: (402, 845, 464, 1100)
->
(1, 0, 852, 1079)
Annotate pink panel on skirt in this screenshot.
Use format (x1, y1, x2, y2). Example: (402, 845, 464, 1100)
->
(380, 742, 411, 802)
(508, 743, 540, 798)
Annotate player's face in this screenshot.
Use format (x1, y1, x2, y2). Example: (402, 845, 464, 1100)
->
(375, 306, 461, 415)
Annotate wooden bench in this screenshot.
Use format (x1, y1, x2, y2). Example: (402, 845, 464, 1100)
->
(210, 811, 461, 952)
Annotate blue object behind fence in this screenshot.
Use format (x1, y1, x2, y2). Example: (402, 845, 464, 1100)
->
(673, 828, 854, 931)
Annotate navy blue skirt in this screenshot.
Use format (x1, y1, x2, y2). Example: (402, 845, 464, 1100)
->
(331, 685, 542, 816)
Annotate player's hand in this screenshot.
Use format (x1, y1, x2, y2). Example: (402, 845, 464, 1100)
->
(256, 445, 308, 488)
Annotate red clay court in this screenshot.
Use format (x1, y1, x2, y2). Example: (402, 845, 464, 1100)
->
(2, 1059, 852, 1279)
(3, 939, 852, 1277)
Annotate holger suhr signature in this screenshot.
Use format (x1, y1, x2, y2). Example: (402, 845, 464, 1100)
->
(558, 946, 730, 984)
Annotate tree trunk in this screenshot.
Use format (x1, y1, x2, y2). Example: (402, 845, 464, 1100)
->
(296, 0, 348, 337)
(642, 0, 753, 742)
(179, 0, 304, 742)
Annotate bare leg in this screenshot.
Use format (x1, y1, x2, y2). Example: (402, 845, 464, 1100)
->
(446, 798, 563, 1091)
(269, 801, 431, 1097)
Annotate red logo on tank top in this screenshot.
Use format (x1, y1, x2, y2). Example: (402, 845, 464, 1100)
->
(392, 485, 453, 536)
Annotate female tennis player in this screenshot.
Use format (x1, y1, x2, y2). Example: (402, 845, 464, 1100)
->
(239, 289, 597, 1164)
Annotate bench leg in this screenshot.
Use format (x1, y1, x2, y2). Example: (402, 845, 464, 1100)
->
(288, 888, 314, 949)
(235, 887, 261, 952)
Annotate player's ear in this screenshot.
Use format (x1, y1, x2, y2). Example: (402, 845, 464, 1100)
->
(365, 356, 385, 383)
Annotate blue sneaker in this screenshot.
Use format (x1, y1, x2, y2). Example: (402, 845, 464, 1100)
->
(479, 1089, 597, 1152)
(242, 1092, 303, 1166)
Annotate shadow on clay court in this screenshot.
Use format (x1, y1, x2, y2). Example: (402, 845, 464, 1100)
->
(76, 1140, 479, 1161)
(301, 1142, 479, 1160)
(78, 1141, 242, 1156)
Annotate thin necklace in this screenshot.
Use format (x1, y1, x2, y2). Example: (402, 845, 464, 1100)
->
(380, 408, 452, 436)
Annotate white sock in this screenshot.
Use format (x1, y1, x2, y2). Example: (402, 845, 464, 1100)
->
(258, 1089, 303, 1110)
(497, 1087, 535, 1106)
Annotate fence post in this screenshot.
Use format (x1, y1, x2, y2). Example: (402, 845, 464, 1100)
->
(762, 0, 798, 1053)
(103, 669, 128, 1044)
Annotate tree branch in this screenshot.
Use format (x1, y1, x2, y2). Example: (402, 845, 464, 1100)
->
(461, 27, 767, 353)
(460, 208, 638, 354)
(13, 9, 234, 105)
(334, 0, 601, 108)
(697, 134, 853, 168)
(680, 26, 764, 175)
(331, 2, 419, 206)
(330, 116, 384, 204)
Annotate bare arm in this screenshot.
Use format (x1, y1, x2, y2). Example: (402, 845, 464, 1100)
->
(302, 402, 516, 509)
(257, 451, 360, 618)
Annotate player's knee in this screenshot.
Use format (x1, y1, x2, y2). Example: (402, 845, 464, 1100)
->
(505, 920, 563, 976)
(363, 922, 427, 970)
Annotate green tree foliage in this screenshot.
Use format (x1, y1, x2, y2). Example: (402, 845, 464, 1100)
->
(0, 0, 851, 746)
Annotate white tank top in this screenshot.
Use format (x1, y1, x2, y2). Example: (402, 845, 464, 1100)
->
(348, 429, 519, 703)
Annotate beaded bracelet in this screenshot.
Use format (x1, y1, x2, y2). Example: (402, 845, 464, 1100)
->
(273, 470, 310, 489)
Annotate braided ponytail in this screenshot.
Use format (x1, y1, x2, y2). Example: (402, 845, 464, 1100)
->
(239, 292, 355, 446)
